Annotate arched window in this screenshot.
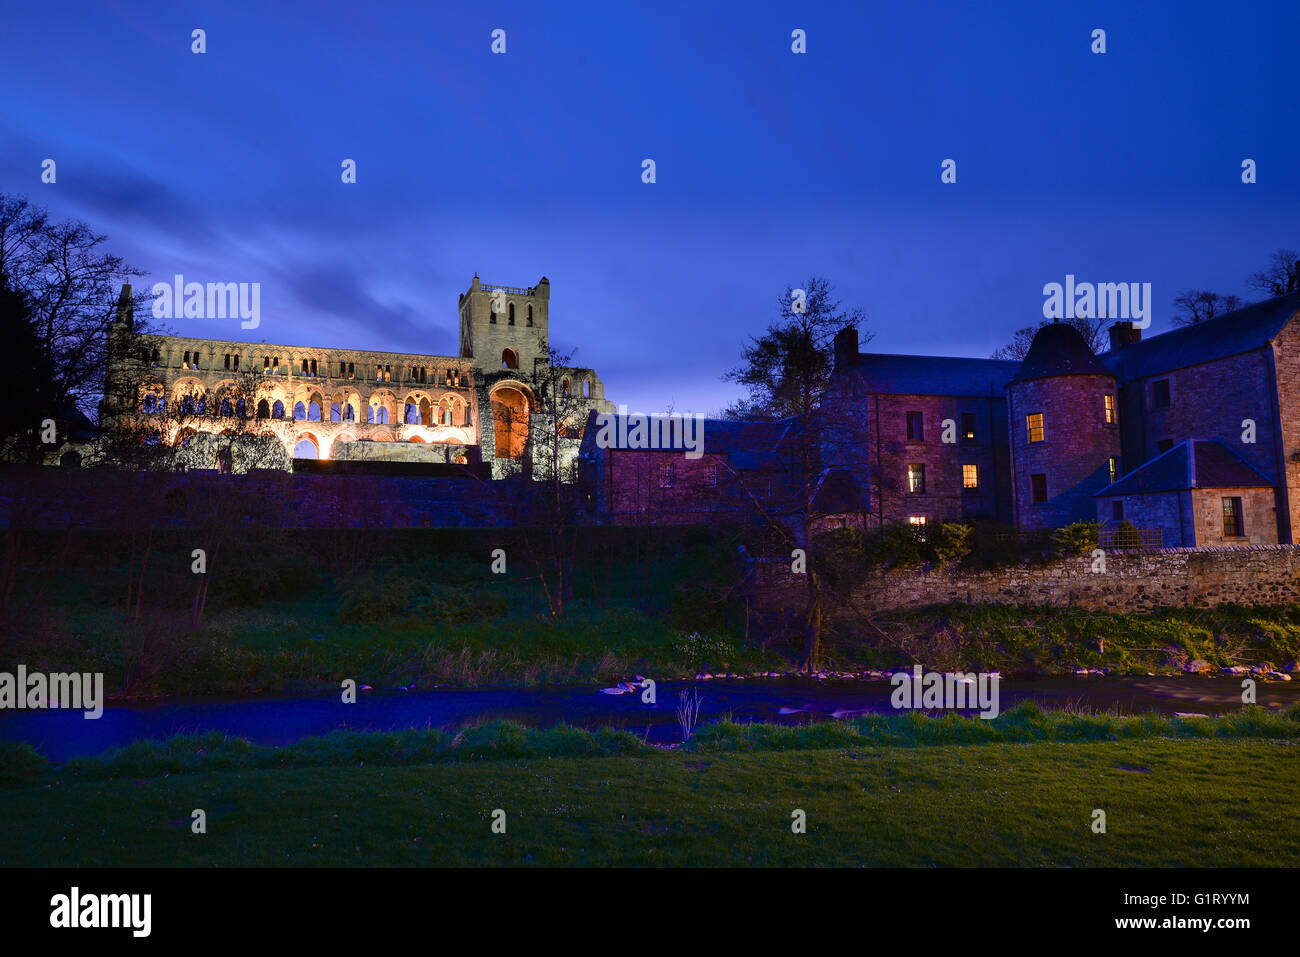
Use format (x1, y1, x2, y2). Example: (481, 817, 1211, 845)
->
(343, 402, 355, 422)
(508, 302, 515, 326)
(526, 304, 533, 327)
(272, 399, 284, 419)
(220, 398, 233, 417)
(331, 402, 342, 423)
(235, 397, 245, 417)
(308, 401, 321, 421)
(561, 378, 571, 397)
(233, 354, 240, 370)
(294, 401, 306, 420)
(224, 354, 231, 370)
(256, 399, 270, 419)
(502, 348, 518, 370)
(142, 393, 157, 414)
(405, 403, 418, 425)
(419, 398, 431, 424)
(583, 379, 591, 398)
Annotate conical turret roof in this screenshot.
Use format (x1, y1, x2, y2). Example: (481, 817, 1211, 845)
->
(1011, 321, 1109, 383)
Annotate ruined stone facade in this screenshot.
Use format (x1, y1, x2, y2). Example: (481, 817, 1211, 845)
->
(99, 275, 614, 478)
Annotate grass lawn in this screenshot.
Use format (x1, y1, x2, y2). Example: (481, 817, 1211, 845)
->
(3, 737, 1296, 867)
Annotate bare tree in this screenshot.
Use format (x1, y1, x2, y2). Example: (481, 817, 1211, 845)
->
(0, 194, 154, 422)
(991, 316, 1106, 360)
(500, 339, 597, 618)
(1247, 249, 1300, 298)
(1171, 290, 1244, 327)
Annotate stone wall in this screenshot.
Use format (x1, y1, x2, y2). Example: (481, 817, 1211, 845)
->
(0, 466, 524, 529)
(852, 545, 1300, 612)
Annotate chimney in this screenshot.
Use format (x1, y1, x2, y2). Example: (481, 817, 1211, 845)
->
(1108, 320, 1140, 351)
(833, 326, 859, 370)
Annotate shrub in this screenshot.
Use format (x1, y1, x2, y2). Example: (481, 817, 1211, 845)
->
(934, 523, 973, 567)
(0, 740, 49, 788)
(1115, 520, 1142, 549)
(865, 522, 931, 570)
(1054, 521, 1100, 557)
(672, 631, 737, 672)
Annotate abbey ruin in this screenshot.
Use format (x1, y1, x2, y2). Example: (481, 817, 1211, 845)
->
(97, 275, 615, 478)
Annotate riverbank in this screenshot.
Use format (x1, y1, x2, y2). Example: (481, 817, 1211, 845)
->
(3, 709, 1297, 866)
(5, 529, 1300, 699)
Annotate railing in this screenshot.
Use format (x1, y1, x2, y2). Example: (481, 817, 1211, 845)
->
(1098, 522, 1163, 550)
(480, 284, 531, 296)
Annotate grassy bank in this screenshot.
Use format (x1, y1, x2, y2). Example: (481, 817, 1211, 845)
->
(1, 720, 1295, 866)
(4, 528, 1300, 697)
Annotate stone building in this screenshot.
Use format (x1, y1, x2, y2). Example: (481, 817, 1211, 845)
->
(829, 291, 1300, 546)
(99, 275, 615, 478)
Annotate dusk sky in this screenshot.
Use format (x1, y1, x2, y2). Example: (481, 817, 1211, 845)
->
(3, 0, 1297, 415)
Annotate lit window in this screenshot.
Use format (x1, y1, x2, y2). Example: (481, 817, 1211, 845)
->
(962, 464, 978, 490)
(1108, 456, 1119, 483)
(1031, 473, 1047, 504)
(961, 412, 976, 442)
(1104, 394, 1117, 425)
(908, 516, 928, 541)
(908, 463, 926, 493)
(1222, 497, 1243, 537)
(1026, 413, 1045, 443)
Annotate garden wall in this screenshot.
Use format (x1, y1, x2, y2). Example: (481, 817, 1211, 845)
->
(853, 546, 1300, 612)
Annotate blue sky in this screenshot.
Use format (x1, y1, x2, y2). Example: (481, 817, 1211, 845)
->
(2, 0, 1297, 414)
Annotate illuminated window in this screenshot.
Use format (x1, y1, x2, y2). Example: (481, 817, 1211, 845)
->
(908, 463, 926, 493)
(1026, 413, 1045, 443)
(961, 412, 976, 442)
(1104, 394, 1117, 425)
(1222, 497, 1243, 537)
(908, 515, 928, 541)
(1109, 456, 1119, 483)
(962, 464, 978, 490)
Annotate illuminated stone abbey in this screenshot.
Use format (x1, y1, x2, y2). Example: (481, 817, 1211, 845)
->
(99, 275, 614, 477)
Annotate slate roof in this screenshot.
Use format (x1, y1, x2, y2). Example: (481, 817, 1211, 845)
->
(844, 353, 1019, 397)
(1099, 292, 1300, 380)
(1095, 439, 1273, 497)
(580, 411, 801, 470)
(1010, 321, 1110, 383)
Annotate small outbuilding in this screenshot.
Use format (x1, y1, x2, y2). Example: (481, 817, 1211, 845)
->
(1094, 438, 1277, 547)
